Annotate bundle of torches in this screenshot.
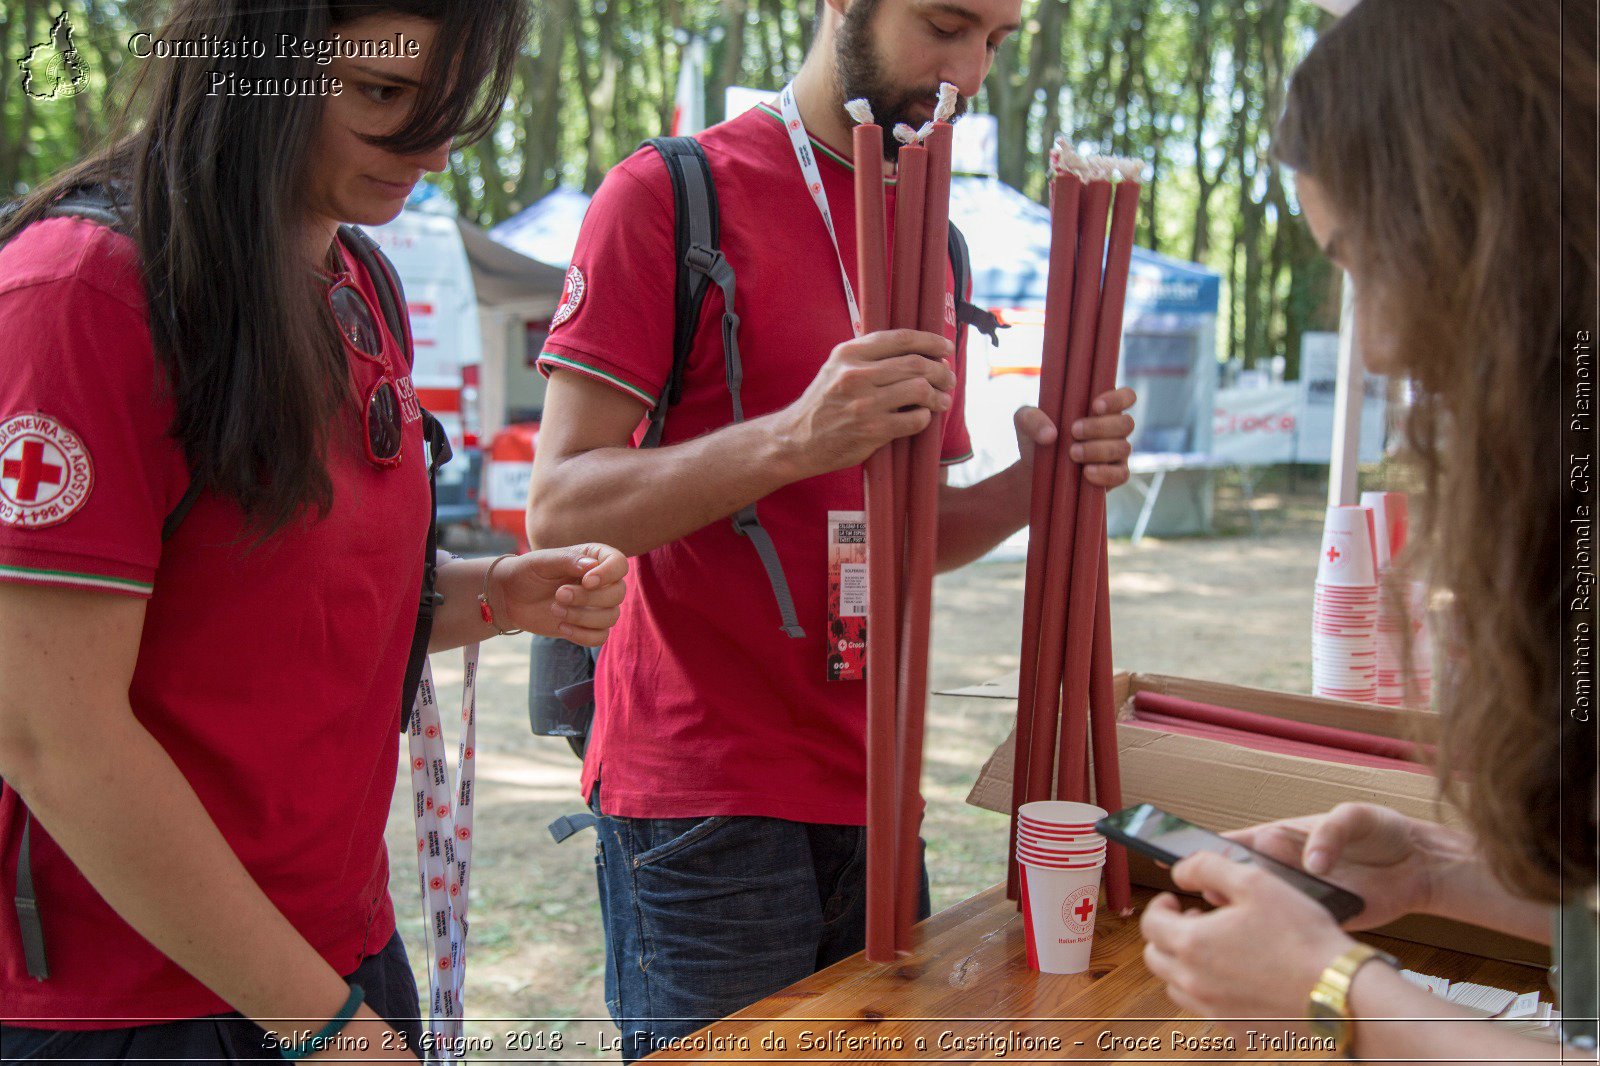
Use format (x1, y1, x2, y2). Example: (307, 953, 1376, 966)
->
(851, 87, 1142, 961)
(1006, 143, 1143, 918)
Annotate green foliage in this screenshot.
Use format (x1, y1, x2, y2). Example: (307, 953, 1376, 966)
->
(2, 0, 1342, 370)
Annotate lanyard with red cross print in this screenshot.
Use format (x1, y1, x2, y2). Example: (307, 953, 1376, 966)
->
(407, 649, 478, 1062)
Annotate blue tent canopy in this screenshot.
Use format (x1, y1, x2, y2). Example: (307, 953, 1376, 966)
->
(489, 185, 593, 269)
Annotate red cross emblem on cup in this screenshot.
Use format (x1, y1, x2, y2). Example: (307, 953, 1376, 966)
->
(1327, 545, 1342, 564)
(1062, 887, 1099, 933)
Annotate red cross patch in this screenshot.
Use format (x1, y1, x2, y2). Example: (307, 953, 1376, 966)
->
(1062, 887, 1099, 933)
(552, 265, 586, 328)
(0, 413, 94, 529)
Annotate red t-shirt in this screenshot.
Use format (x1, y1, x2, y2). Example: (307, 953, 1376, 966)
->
(540, 105, 972, 824)
(0, 218, 431, 1023)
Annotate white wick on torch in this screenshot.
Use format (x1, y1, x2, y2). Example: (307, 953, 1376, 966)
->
(934, 82, 959, 124)
(845, 98, 876, 126)
(893, 122, 930, 145)
(1049, 136, 1149, 183)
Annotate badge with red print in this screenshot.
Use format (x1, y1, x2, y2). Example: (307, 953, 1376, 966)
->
(552, 265, 586, 327)
(1062, 888, 1098, 935)
(0, 413, 94, 529)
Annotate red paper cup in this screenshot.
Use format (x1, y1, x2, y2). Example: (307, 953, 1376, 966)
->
(1018, 862, 1105, 974)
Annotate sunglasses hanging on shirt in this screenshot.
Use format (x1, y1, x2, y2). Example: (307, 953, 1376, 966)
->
(327, 275, 403, 467)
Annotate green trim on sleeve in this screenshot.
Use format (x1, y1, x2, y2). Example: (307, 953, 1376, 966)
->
(538, 352, 659, 410)
(0, 564, 153, 596)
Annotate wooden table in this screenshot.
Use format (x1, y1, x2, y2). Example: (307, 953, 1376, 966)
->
(649, 885, 1548, 1061)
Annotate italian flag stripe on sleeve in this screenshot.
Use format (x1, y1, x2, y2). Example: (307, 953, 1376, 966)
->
(0, 564, 153, 597)
(537, 352, 659, 410)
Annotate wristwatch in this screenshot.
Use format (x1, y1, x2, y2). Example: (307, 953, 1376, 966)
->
(1307, 942, 1400, 1058)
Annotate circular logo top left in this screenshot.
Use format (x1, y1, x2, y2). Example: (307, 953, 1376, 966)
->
(0, 413, 95, 528)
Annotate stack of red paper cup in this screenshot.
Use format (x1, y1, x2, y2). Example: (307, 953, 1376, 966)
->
(1362, 491, 1406, 707)
(1015, 801, 1107, 975)
(1313, 505, 1379, 702)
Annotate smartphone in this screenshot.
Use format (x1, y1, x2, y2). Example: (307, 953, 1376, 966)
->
(1095, 803, 1365, 923)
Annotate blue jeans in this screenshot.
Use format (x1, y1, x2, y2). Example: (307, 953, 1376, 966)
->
(1, 930, 421, 1063)
(590, 787, 930, 1062)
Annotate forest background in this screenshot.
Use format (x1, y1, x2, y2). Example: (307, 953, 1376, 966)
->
(2, 0, 1339, 374)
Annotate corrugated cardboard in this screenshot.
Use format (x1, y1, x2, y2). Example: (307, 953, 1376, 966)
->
(963, 672, 1548, 968)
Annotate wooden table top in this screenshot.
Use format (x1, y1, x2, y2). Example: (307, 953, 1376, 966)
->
(648, 884, 1548, 1061)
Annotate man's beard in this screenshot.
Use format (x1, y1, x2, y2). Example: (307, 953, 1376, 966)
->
(835, 0, 968, 162)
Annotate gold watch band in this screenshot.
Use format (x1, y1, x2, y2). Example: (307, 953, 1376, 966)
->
(1307, 942, 1399, 1058)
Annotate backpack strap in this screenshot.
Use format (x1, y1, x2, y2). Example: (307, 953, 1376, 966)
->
(338, 226, 449, 729)
(640, 137, 805, 639)
(339, 225, 414, 370)
(947, 222, 1004, 346)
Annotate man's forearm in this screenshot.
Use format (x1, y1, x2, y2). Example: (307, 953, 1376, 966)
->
(935, 460, 1033, 572)
(528, 414, 806, 555)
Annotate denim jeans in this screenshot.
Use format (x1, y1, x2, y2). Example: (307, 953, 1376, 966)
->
(0, 930, 422, 1063)
(589, 786, 930, 1062)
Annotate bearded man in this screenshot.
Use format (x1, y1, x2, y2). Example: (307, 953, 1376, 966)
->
(527, 1, 1136, 1057)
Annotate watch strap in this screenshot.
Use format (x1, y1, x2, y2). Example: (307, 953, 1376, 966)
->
(1308, 942, 1400, 1058)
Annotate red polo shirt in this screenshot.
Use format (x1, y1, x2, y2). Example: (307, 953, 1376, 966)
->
(540, 105, 972, 824)
(0, 217, 430, 1023)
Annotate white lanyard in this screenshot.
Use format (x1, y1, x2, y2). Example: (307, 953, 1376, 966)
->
(779, 82, 864, 338)
(407, 648, 479, 1064)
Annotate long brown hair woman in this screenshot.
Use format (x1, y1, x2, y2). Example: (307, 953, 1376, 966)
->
(1138, 0, 1597, 1060)
(0, 1, 626, 1060)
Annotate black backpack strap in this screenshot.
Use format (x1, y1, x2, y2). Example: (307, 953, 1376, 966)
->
(401, 412, 452, 729)
(640, 137, 805, 639)
(946, 223, 1004, 346)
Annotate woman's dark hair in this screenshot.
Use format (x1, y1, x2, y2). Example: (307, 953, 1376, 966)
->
(1, 0, 529, 532)
(1278, 0, 1597, 903)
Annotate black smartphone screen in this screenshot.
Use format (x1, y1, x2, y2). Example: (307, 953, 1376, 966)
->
(1095, 803, 1365, 923)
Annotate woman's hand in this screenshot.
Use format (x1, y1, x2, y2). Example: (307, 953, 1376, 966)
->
(1141, 851, 1356, 1032)
(1226, 803, 1464, 930)
(493, 543, 627, 645)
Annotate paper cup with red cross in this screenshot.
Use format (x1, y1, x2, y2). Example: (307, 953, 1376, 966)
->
(1317, 506, 1378, 587)
(1018, 851, 1106, 975)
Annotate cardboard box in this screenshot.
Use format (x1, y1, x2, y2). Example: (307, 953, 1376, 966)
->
(961, 671, 1549, 968)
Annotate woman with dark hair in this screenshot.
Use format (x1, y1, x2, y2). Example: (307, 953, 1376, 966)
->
(1139, 0, 1596, 1060)
(0, 1, 626, 1059)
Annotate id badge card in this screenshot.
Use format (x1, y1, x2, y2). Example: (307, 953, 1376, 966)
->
(827, 510, 868, 681)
